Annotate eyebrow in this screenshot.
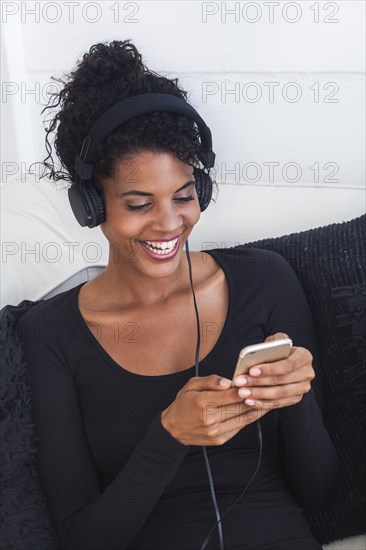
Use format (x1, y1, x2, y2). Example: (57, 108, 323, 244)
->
(118, 180, 195, 197)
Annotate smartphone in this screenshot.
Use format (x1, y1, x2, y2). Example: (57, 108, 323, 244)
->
(231, 338, 293, 387)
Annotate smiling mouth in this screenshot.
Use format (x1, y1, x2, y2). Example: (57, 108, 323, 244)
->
(139, 236, 180, 255)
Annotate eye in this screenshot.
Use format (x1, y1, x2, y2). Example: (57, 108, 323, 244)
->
(126, 203, 150, 212)
(177, 195, 195, 204)
(126, 195, 195, 212)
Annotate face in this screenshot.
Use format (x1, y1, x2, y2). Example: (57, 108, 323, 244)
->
(99, 150, 201, 278)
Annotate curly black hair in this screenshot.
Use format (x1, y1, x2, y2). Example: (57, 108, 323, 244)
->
(41, 39, 217, 198)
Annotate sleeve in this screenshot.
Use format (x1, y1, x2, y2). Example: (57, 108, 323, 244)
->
(257, 250, 340, 512)
(16, 307, 190, 550)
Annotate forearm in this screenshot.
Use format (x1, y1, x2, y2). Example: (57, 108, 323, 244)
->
(61, 413, 189, 550)
(278, 389, 340, 512)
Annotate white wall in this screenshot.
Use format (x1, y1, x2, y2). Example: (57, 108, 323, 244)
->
(1, 0, 365, 189)
(1, 0, 365, 304)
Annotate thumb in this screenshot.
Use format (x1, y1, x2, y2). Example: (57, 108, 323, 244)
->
(187, 374, 232, 391)
(264, 332, 290, 343)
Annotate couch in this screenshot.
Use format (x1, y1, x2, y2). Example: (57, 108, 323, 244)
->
(1, 172, 365, 549)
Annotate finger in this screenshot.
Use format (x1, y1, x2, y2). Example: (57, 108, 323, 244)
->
(186, 374, 235, 393)
(247, 346, 313, 379)
(202, 407, 268, 446)
(243, 395, 304, 410)
(201, 400, 253, 427)
(241, 380, 312, 403)
(218, 400, 253, 421)
(201, 392, 254, 421)
(219, 406, 270, 435)
(238, 365, 315, 388)
(264, 332, 290, 343)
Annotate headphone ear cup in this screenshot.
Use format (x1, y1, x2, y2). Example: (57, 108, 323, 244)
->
(68, 181, 105, 228)
(87, 182, 106, 227)
(194, 167, 213, 212)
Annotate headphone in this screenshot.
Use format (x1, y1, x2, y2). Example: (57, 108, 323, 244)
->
(69, 93, 216, 228)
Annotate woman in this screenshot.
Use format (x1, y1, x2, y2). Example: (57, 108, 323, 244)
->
(17, 40, 339, 549)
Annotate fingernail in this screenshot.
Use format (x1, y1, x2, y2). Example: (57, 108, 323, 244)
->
(250, 367, 261, 376)
(245, 399, 256, 406)
(220, 378, 231, 388)
(239, 388, 251, 397)
(235, 376, 247, 386)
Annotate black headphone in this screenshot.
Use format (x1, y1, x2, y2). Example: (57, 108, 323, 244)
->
(69, 93, 216, 228)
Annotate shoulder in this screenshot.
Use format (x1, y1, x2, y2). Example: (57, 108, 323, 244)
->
(203, 246, 293, 275)
(204, 247, 304, 302)
(15, 287, 83, 370)
(188, 251, 223, 284)
(16, 285, 79, 335)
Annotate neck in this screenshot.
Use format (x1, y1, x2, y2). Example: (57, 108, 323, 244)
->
(94, 251, 193, 308)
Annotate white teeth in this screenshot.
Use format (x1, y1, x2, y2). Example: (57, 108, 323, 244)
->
(140, 238, 179, 255)
(143, 238, 178, 250)
(142, 243, 174, 255)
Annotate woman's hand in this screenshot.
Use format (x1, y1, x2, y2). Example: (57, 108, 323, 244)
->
(233, 332, 315, 412)
(161, 333, 315, 446)
(161, 375, 270, 446)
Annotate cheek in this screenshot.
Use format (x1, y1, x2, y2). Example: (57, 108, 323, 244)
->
(101, 199, 201, 239)
(100, 203, 136, 241)
(190, 201, 201, 225)
(102, 218, 141, 241)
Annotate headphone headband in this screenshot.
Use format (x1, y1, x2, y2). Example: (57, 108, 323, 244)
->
(74, 93, 215, 180)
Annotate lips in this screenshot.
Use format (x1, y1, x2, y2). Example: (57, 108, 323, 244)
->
(141, 233, 181, 244)
(137, 234, 182, 260)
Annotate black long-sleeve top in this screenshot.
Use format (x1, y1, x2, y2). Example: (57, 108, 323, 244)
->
(16, 247, 340, 550)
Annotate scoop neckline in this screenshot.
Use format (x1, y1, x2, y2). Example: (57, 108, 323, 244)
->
(71, 249, 232, 381)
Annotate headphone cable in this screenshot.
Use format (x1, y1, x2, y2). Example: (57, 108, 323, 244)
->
(200, 420, 263, 549)
(185, 239, 225, 550)
(185, 240, 263, 550)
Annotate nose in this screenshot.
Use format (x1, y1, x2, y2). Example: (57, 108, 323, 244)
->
(152, 202, 183, 235)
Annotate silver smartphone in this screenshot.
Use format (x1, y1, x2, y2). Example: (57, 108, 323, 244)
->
(231, 338, 293, 387)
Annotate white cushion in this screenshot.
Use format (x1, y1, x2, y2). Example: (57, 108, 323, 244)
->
(323, 535, 366, 549)
(1, 172, 108, 306)
(190, 182, 365, 249)
(1, 172, 364, 307)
